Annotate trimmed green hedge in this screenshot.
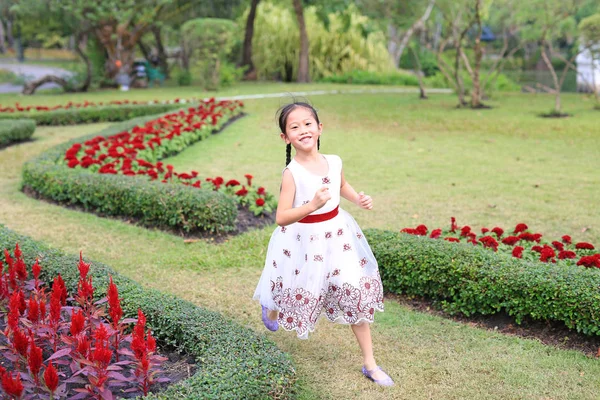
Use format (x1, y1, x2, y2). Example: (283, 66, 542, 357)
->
(366, 229, 600, 336)
(0, 225, 297, 399)
(0, 119, 36, 147)
(0, 103, 186, 126)
(22, 113, 238, 234)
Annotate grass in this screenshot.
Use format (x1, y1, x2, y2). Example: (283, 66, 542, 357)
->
(1, 84, 600, 399)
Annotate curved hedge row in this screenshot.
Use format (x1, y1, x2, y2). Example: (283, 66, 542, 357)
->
(22, 113, 238, 234)
(0, 119, 36, 148)
(0, 224, 297, 399)
(366, 229, 600, 336)
(0, 103, 186, 125)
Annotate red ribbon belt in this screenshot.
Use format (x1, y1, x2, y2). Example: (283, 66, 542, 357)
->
(298, 205, 339, 223)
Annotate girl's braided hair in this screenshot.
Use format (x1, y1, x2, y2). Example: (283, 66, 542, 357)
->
(276, 101, 321, 166)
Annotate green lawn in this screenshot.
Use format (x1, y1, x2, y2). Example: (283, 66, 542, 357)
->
(1, 84, 600, 399)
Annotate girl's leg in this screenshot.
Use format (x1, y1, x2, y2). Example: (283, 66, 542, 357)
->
(351, 322, 388, 380)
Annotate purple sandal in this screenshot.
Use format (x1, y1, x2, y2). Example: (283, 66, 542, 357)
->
(362, 366, 394, 387)
(261, 306, 279, 332)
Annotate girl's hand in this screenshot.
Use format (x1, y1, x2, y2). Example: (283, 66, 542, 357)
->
(357, 191, 373, 210)
(311, 186, 331, 210)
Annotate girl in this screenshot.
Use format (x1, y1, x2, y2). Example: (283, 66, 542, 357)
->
(253, 101, 393, 386)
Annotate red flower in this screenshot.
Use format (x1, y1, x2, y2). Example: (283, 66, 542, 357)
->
(531, 245, 543, 253)
(481, 227, 489, 234)
(501, 236, 520, 246)
(245, 174, 253, 186)
(68, 159, 80, 168)
(430, 229, 442, 239)
(558, 250, 577, 260)
(235, 186, 249, 197)
(444, 237, 460, 243)
(32, 258, 41, 280)
(513, 223, 528, 234)
(78, 252, 90, 280)
(491, 227, 504, 238)
(257, 186, 266, 195)
(479, 236, 499, 251)
(551, 241, 564, 251)
(539, 247, 555, 262)
(107, 276, 123, 328)
(213, 176, 224, 185)
(450, 217, 458, 233)
(577, 255, 600, 268)
(460, 226, 471, 237)
(561, 235, 572, 244)
(256, 198, 265, 207)
(226, 179, 241, 187)
(28, 337, 43, 378)
(44, 362, 59, 393)
(518, 232, 537, 242)
(512, 246, 524, 258)
(575, 242, 595, 250)
(1, 371, 23, 398)
(12, 328, 29, 357)
(416, 225, 428, 236)
(27, 297, 40, 323)
(70, 309, 85, 336)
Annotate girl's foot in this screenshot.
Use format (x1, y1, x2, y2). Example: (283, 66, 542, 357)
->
(362, 365, 394, 387)
(261, 306, 278, 331)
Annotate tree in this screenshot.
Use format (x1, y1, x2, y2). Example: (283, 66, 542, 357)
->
(578, 13, 600, 103)
(240, 0, 261, 79)
(292, 0, 310, 82)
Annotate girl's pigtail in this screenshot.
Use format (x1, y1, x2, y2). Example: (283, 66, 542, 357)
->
(286, 143, 291, 166)
(317, 138, 320, 150)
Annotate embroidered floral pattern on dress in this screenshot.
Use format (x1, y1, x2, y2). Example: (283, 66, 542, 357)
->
(297, 234, 301, 241)
(325, 232, 332, 239)
(343, 243, 352, 252)
(322, 177, 331, 184)
(283, 249, 291, 258)
(356, 232, 363, 239)
(281, 226, 287, 233)
(359, 258, 368, 267)
(270, 276, 384, 337)
(273, 260, 277, 268)
(337, 228, 344, 236)
(314, 255, 324, 262)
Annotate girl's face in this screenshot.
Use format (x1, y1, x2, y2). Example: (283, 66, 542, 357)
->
(281, 107, 322, 152)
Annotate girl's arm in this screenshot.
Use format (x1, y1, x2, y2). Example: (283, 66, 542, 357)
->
(276, 168, 331, 226)
(340, 168, 373, 210)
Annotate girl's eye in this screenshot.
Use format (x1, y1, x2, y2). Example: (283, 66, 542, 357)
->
(306, 122, 311, 126)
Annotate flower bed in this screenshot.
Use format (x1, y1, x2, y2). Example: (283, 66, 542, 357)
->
(0, 224, 297, 399)
(1, 244, 166, 398)
(22, 100, 275, 235)
(366, 227, 600, 336)
(400, 218, 599, 268)
(0, 100, 194, 126)
(0, 119, 36, 149)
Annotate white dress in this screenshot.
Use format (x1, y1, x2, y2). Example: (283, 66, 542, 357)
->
(253, 154, 384, 339)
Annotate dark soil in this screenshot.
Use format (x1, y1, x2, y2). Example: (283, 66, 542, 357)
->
(387, 293, 600, 358)
(0, 138, 37, 151)
(539, 111, 571, 118)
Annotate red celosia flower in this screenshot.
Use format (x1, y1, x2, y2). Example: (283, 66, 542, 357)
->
(539, 247, 555, 262)
(1, 371, 24, 398)
(532, 233, 542, 242)
(235, 187, 249, 197)
(14, 243, 22, 258)
(479, 236, 499, 251)
(558, 250, 577, 260)
(68, 159, 79, 168)
(53, 274, 68, 305)
(513, 223, 528, 234)
(430, 229, 442, 239)
(147, 330, 156, 353)
(12, 328, 29, 357)
(245, 174, 253, 186)
(518, 232, 537, 242)
(575, 242, 595, 250)
(15, 257, 27, 281)
(531, 245, 543, 253)
(501, 236, 520, 246)
(491, 227, 504, 238)
(416, 225, 428, 236)
(8, 291, 21, 332)
(32, 258, 41, 281)
(28, 297, 40, 324)
(257, 187, 266, 195)
(94, 324, 110, 344)
(107, 276, 123, 328)
(225, 179, 240, 187)
(460, 226, 471, 237)
(70, 309, 85, 336)
(78, 252, 90, 279)
(444, 237, 460, 243)
(576, 255, 600, 268)
(450, 217, 458, 233)
(49, 292, 62, 324)
(214, 176, 224, 185)
(39, 299, 46, 322)
(512, 246, 524, 258)
(92, 345, 113, 367)
(481, 228, 489, 234)
(256, 198, 265, 207)
(44, 362, 59, 393)
(28, 337, 43, 378)
(561, 235, 572, 244)
(76, 334, 91, 357)
(551, 241, 564, 251)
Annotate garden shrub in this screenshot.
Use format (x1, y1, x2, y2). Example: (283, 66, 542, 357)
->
(0, 103, 186, 126)
(0, 225, 297, 399)
(318, 70, 419, 86)
(0, 119, 36, 147)
(22, 113, 239, 234)
(365, 229, 600, 336)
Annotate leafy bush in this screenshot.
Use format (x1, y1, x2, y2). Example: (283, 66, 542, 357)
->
(0, 119, 36, 148)
(425, 70, 520, 94)
(318, 70, 419, 86)
(0, 225, 297, 399)
(365, 229, 600, 336)
(0, 103, 185, 126)
(219, 61, 246, 87)
(398, 45, 439, 77)
(22, 113, 239, 234)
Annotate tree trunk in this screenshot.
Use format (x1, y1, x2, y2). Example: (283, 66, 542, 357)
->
(393, 0, 436, 68)
(410, 45, 427, 99)
(6, 18, 13, 48)
(0, 20, 6, 53)
(94, 21, 149, 79)
(151, 26, 170, 78)
(138, 40, 151, 60)
(540, 41, 561, 113)
(73, 33, 92, 92)
(22, 75, 75, 95)
(240, 0, 260, 80)
(470, 0, 483, 108)
(292, 0, 309, 83)
(388, 24, 399, 62)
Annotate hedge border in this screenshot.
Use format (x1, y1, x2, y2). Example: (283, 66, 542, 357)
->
(0, 103, 187, 126)
(0, 119, 36, 148)
(366, 229, 600, 336)
(22, 110, 239, 234)
(0, 224, 297, 399)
